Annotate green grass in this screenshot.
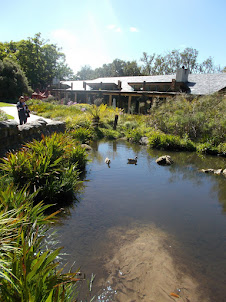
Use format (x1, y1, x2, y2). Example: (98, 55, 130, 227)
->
(0, 102, 15, 107)
(6, 114, 14, 120)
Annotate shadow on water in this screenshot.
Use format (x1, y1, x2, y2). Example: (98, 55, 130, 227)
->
(52, 140, 226, 301)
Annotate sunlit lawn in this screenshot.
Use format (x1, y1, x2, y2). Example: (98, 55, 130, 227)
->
(0, 102, 15, 107)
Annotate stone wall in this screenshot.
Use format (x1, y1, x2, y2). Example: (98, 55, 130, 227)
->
(0, 118, 66, 156)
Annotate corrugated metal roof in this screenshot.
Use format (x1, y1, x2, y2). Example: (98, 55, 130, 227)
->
(61, 73, 226, 95)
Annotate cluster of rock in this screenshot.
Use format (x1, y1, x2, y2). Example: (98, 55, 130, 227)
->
(200, 168, 226, 176)
(0, 119, 66, 156)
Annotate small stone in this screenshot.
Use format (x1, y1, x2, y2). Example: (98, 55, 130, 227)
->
(214, 169, 223, 175)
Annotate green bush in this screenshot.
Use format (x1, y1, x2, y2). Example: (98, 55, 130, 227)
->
(70, 127, 94, 143)
(217, 142, 226, 155)
(98, 128, 121, 140)
(0, 133, 87, 203)
(150, 95, 226, 144)
(125, 129, 143, 143)
(196, 142, 219, 155)
(149, 133, 196, 151)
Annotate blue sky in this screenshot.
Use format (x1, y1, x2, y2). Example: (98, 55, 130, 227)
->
(1, 0, 225, 73)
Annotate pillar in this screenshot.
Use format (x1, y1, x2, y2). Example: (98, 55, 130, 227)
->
(109, 94, 112, 106)
(128, 95, 132, 113)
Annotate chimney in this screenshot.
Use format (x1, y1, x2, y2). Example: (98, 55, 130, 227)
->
(176, 67, 189, 82)
(118, 80, 122, 90)
(83, 81, 86, 90)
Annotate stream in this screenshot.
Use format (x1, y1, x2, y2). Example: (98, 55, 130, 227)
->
(53, 140, 226, 301)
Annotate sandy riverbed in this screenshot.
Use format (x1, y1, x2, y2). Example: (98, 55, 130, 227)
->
(97, 224, 210, 302)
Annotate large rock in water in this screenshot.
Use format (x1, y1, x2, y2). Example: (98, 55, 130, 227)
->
(156, 155, 174, 165)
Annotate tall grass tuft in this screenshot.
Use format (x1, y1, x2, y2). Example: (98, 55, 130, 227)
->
(0, 133, 88, 203)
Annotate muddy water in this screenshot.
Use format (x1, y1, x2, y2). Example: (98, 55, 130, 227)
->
(53, 140, 226, 301)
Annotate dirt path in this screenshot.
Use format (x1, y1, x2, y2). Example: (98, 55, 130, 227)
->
(97, 224, 210, 302)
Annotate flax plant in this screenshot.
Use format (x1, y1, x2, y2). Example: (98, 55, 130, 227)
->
(0, 186, 81, 302)
(0, 133, 88, 203)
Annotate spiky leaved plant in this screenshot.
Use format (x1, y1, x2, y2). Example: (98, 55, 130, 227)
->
(0, 186, 81, 302)
(0, 133, 88, 203)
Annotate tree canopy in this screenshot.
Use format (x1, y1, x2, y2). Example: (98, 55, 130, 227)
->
(76, 59, 141, 80)
(0, 33, 74, 89)
(0, 58, 32, 101)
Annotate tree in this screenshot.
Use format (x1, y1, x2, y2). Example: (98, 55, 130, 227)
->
(120, 60, 141, 76)
(76, 65, 96, 80)
(0, 58, 31, 101)
(140, 48, 220, 75)
(140, 52, 156, 75)
(0, 33, 74, 89)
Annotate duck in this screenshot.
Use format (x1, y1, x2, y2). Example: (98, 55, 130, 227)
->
(127, 156, 138, 164)
(105, 157, 111, 165)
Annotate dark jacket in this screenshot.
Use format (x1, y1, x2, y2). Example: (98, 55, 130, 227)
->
(17, 101, 28, 120)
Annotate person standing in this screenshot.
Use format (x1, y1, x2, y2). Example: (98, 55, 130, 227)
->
(17, 96, 29, 125)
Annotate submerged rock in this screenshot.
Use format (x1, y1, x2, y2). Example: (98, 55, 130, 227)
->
(156, 155, 174, 166)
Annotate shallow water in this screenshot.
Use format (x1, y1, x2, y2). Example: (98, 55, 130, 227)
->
(53, 140, 226, 301)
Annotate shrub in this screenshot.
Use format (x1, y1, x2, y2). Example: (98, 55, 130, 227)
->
(70, 127, 94, 143)
(217, 143, 226, 155)
(150, 95, 226, 144)
(196, 142, 219, 155)
(0, 133, 87, 203)
(98, 128, 121, 140)
(125, 129, 143, 143)
(149, 133, 196, 151)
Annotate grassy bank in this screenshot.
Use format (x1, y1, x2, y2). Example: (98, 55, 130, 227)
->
(27, 94, 226, 155)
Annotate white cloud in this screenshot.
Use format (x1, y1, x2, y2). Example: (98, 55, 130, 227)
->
(130, 27, 139, 32)
(107, 24, 122, 32)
